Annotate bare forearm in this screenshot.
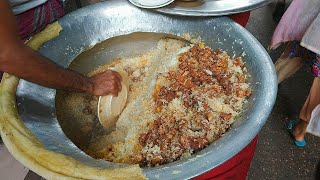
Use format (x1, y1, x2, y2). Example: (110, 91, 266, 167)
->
(0, 0, 121, 96)
(1, 45, 93, 93)
(0, 0, 92, 93)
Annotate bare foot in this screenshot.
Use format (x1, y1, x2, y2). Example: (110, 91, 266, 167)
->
(292, 120, 308, 141)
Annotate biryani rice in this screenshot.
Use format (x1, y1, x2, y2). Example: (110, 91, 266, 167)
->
(85, 38, 251, 166)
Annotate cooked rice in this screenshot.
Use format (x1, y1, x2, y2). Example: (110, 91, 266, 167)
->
(85, 38, 251, 166)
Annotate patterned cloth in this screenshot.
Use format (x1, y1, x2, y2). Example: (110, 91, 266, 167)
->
(289, 42, 320, 77)
(0, 0, 64, 80)
(270, 0, 320, 49)
(16, 0, 64, 41)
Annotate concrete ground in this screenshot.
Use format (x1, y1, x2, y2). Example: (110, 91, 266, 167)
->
(1, 0, 319, 180)
(246, 2, 320, 180)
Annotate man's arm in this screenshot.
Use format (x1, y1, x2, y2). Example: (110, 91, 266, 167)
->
(0, 0, 121, 96)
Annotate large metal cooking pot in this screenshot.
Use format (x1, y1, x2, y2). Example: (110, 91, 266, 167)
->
(15, 0, 277, 179)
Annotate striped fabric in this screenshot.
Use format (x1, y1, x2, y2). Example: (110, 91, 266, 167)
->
(15, 0, 64, 41)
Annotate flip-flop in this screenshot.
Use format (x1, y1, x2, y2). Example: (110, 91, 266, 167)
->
(285, 119, 306, 147)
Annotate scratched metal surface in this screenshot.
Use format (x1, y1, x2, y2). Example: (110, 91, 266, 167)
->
(16, 0, 277, 179)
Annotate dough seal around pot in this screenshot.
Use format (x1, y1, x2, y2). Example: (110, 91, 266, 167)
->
(0, 21, 146, 180)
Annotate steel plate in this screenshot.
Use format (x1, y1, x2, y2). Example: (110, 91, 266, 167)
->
(156, 0, 272, 16)
(128, 0, 175, 9)
(16, 0, 277, 179)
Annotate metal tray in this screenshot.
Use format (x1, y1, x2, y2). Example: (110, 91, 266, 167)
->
(156, 0, 272, 16)
(128, 0, 175, 9)
(16, 0, 277, 179)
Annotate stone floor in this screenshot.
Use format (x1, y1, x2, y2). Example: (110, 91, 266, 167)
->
(1, 0, 320, 180)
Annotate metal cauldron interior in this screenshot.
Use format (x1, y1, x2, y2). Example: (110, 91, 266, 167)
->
(56, 32, 190, 151)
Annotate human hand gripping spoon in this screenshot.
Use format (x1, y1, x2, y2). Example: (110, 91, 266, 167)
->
(98, 70, 129, 129)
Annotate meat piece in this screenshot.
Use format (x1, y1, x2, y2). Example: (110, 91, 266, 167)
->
(235, 86, 252, 97)
(233, 57, 244, 67)
(237, 74, 246, 83)
(206, 112, 214, 121)
(215, 48, 222, 54)
(188, 137, 208, 150)
(159, 87, 177, 102)
(216, 74, 232, 95)
(190, 44, 201, 57)
(139, 132, 150, 145)
(151, 155, 164, 165)
(179, 52, 191, 62)
(212, 58, 228, 75)
(220, 113, 232, 121)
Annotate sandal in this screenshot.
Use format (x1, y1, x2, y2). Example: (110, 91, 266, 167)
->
(285, 119, 306, 147)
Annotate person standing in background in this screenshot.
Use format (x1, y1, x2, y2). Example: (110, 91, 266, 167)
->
(270, 0, 320, 147)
